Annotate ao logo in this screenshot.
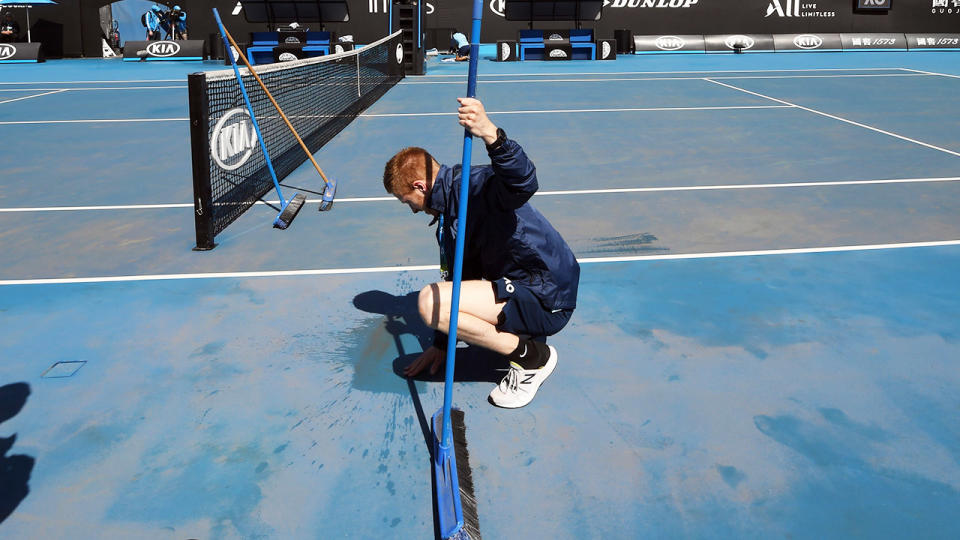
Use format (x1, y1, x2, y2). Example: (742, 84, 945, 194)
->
(0, 44, 15, 60)
(278, 52, 298, 62)
(725, 35, 755, 50)
(656, 36, 685, 50)
(602, 41, 612, 58)
(146, 41, 180, 57)
(500, 42, 510, 59)
(793, 34, 823, 49)
(211, 108, 257, 171)
(490, 0, 505, 17)
(549, 49, 568, 58)
(396, 43, 403, 64)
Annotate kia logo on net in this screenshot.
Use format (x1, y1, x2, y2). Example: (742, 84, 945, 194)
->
(656, 36, 685, 50)
(146, 41, 180, 57)
(794, 34, 823, 49)
(210, 108, 257, 171)
(395, 43, 403, 64)
(725, 35, 755, 50)
(0, 44, 16, 60)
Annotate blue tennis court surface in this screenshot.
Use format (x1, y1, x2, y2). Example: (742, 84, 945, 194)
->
(1, 51, 959, 539)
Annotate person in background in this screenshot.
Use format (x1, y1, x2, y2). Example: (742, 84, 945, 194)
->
(166, 5, 187, 40)
(450, 31, 469, 62)
(0, 12, 20, 43)
(144, 5, 162, 41)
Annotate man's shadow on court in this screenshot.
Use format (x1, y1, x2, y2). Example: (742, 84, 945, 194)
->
(1, 382, 34, 525)
(353, 291, 502, 539)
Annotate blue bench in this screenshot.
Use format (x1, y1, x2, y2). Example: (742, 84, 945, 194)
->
(246, 31, 332, 65)
(518, 29, 595, 60)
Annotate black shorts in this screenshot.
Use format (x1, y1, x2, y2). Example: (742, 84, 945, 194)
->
(493, 278, 573, 339)
(457, 45, 470, 57)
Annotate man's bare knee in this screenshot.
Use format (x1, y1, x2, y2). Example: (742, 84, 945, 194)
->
(418, 283, 443, 329)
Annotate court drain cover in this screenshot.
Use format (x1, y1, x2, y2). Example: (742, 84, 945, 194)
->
(41, 361, 87, 379)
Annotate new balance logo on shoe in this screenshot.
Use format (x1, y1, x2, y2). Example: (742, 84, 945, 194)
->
(489, 346, 558, 408)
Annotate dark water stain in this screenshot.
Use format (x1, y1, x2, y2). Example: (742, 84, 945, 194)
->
(190, 341, 226, 358)
(107, 442, 268, 538)
(716, 465, 746, 488)
(273, 443, 288, 454)
(580, 248, 960, 357)
(752, 411, 960, 537)
(818, 408, 890, 443)
(579, 232, 668, 256)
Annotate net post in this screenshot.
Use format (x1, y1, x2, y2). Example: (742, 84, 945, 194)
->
(188, 72, 216, 251)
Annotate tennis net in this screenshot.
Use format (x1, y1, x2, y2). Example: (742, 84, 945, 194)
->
(188, 30, 404, 250)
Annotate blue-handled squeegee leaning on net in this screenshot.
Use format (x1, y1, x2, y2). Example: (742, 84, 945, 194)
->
(431, 1, 484, 539)
(211, 8, 337, 230)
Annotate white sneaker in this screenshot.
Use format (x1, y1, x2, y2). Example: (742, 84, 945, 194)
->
(489, 346, 557, 409)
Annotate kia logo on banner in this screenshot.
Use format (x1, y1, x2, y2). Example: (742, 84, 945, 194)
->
(210, 108, 257, 171)
(725, 35, 755, 50)
(490, 0, 505, 16)
(0, 44, 16, 60)
(146, 41, 181, 57)
(655, 36, 686, 50)
(793, 34, 823, 49)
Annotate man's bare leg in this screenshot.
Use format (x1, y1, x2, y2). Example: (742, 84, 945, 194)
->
(418, 280, 519, 355)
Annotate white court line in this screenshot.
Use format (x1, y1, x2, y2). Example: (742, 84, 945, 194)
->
(0, 104, 788, 125)
(2, 239, 958, 286)
(401, 73, 931, 85)
(0, 86, 186, 92)
(705, 78, 960, 158)
(0, 117, 188, 125)
(2, 176, 958, 213)
(416, 67, 910, 78)
(0, 79, 184, 85)
(899, 67, 960, 80)
(361, 105, 793, 117)
(0, 89, 67, 105)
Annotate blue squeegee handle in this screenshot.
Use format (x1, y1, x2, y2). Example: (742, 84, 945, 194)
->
(440, 0, 484, 450)
(211, 8, 287, 208)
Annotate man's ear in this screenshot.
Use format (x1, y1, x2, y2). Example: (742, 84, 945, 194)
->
(413, 180, 427, 193)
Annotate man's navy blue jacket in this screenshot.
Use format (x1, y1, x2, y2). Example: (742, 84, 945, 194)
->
(427, 137, 580, 313)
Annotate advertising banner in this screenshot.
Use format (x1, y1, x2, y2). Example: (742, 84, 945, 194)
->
(839, 33, 907, 51)
(905, 33, 960, 50)
(0, 42, 43, 63)
(773, 33, 843, 52)
(704, 34, 775, 53)
(122, 40, 205, 61)
(633, 35, 705, 54)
